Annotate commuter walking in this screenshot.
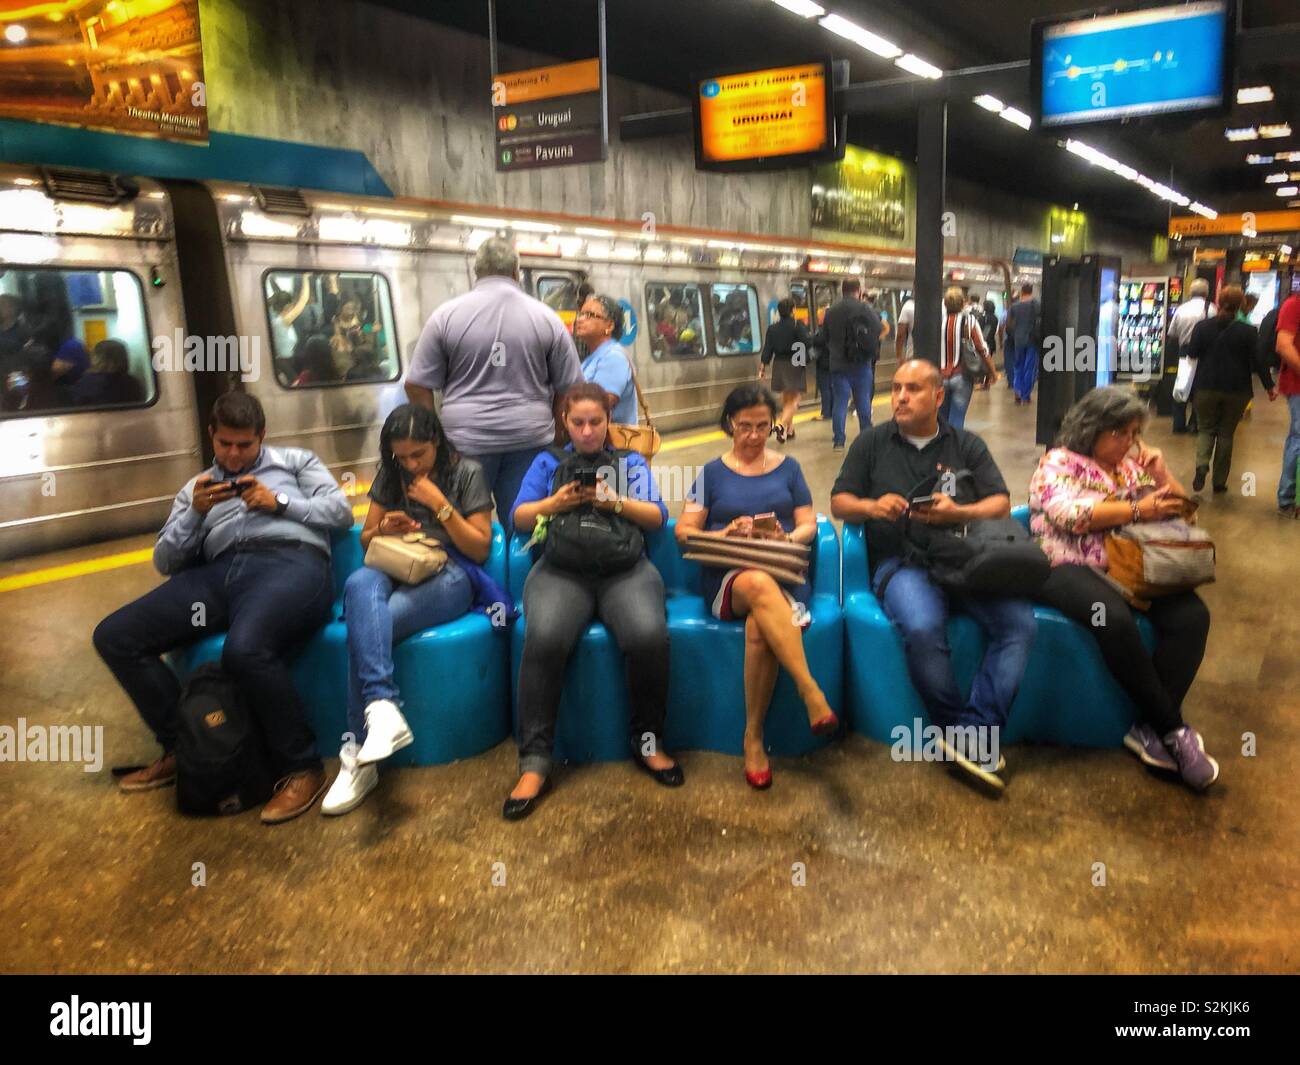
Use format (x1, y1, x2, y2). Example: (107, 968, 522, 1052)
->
(1003, 283, 1041, 405)
(1274, 292, 1300, 516)
(816, 279, 887, 452)
(1168, 279, 1215, 434)
(759, 297, 812, 442)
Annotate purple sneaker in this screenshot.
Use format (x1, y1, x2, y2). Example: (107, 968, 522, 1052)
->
(1163, 727, 1220, 791)
(1123, 723, 1177, 772)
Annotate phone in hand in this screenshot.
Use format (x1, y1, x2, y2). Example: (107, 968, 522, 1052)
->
(578, 467, 599, 489)
(751, 512, 778, 536)
(909, 494, 935, 509)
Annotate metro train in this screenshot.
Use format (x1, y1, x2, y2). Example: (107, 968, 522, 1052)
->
(0, 163, 1012, 561)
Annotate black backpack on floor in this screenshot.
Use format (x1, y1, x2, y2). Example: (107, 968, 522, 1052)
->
(542, 446, 645, 578)
(175, 663, 276, 816)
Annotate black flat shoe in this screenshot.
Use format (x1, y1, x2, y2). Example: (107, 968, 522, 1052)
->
(1192, 466, 1208, 492)
(1212, 484, 1229, 494)
(502, 776, 551, 821)
(631, 750, 685, 787)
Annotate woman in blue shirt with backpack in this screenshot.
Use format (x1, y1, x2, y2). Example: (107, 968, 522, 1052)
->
(507, 382, 683, 820)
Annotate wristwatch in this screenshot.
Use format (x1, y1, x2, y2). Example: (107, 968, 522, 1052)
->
(613, 497, 625, 515)
(274, 491, 290, 516)
(436, 502, 454, 523)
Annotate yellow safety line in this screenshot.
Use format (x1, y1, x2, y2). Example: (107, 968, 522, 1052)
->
(2, 401, 889, 593)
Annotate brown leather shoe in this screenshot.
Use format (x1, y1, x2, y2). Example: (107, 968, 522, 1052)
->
(261, 767, 328, 825)
(119, 753, 177, 792)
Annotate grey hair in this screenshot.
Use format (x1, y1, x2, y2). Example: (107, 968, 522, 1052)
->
(1056, 386, 1148, 454)
(1188, 278, 1210, 299)
(585, 292, 625, 341)
(474, 236, 519, 280)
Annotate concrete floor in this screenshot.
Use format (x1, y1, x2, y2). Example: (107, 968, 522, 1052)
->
(2, 383, 1298, 974)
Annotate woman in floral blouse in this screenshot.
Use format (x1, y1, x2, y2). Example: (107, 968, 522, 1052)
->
(1029, 386, 1218, 792)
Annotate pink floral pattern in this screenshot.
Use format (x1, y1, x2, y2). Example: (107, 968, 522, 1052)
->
(1029, 447, 1155, 567)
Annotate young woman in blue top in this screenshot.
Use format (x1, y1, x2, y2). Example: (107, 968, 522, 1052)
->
(507, 382, 682, 820)
(676, 384, 838, 789)
(575, 293, 636, 425)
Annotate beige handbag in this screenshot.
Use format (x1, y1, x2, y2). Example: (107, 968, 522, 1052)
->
(364, 531, 448, 585)
(681, 530, 810, 587)
(1105, 519, 1215, 601)
(605, 353, 661, 460)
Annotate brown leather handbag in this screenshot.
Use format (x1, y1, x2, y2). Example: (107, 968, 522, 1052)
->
(605, 352, 661, 460)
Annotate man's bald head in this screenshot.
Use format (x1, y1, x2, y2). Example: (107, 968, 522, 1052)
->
(891, 358, 943, 434)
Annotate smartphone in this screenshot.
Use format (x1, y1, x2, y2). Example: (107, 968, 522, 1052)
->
(579, 467, 599, 489)
(909, 494, 935, 509)
(751, 513, 778, 535)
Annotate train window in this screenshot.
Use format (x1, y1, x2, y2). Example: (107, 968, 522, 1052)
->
(262, 270, 400, 388)
(812, 280, 838, 329)
(1, 266, 156, 418)
(789, 283, 811, 328)
(645, 282, 705, 359)
(537, 275, 583, 333)
(708, 284, 760, 356)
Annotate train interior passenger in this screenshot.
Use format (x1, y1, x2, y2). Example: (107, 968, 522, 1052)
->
(0, 267, 155, 415)
(263, 270, 401, 388)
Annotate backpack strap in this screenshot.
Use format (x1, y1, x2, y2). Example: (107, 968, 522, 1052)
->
(623, 351, 655, 430)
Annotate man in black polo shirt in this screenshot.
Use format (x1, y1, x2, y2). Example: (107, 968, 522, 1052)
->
(831, 360, 1036, 788)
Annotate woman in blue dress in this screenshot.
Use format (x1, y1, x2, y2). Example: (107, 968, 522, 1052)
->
(676, 384, 838, 789)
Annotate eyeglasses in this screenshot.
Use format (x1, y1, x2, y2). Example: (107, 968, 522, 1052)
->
(1107, 426, 1141, 441)
(576, 310, 610, 322)
(733, 421, 772, 437)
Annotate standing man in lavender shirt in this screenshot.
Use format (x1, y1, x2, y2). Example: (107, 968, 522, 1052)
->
(404, 237, 584, 525)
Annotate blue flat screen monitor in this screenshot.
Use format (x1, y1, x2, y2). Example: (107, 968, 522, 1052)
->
(1034, 1, 1233, 128)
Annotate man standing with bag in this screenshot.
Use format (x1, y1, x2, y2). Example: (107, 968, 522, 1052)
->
(816, 278, 886, 452)
(1168, 279, 1215, 434)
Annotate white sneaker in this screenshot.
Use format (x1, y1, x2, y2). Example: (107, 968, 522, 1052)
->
(322, 746, 378, 816)
(356, 699, 413, 765)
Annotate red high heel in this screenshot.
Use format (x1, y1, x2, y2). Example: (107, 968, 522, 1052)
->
(810, 711, 839, 737)
(745, 766, 773, 790)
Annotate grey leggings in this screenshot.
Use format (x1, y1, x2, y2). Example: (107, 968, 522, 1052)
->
(517, 557, 669, 777)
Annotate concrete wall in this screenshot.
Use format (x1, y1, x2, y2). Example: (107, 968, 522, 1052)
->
(200, 0, 1158, 267)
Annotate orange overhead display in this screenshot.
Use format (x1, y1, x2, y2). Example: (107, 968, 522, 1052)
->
(494, 58, 600, 106)
(0, 0, 207, 143)
(696, 62, 832, 169)
(1169, 210, 1300, 237)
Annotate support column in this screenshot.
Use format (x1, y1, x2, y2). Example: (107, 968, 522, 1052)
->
(913, 100, 948, 365)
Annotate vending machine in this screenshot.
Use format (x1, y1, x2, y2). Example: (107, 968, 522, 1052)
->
(1117, 275, 1172, 387)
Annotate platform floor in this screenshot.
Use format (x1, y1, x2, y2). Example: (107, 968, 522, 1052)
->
(2, 384, 1298, 974)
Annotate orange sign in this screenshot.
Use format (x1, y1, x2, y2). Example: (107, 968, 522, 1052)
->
(1169, 210, 1300, 237)
(697, 64, 830, 166)
(495, 58, 600, 106)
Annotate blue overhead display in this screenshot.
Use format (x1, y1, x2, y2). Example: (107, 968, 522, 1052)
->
(0, 119, 393, 197)
(1036, 1, 1231, 127)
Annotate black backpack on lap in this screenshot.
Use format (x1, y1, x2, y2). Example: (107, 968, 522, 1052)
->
(175, 663, 276, 816)
(542, 446, 645, 578)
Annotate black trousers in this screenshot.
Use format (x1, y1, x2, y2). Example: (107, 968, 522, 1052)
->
(1036, 564, 1209, 735)
(93, 546, 334, 773)
(516, 557, 669, 777)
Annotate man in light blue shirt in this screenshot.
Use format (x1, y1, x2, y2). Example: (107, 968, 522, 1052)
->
(575, 292, 636, 424)
(93, 393, 353, 824)
(404, 237, 583, 524)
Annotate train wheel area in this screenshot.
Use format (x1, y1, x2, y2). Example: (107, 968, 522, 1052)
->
(2, 385, 1296, 976)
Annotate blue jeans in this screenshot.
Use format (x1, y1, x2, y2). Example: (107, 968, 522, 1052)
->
(465, 446, 544, 527)
(343, 561, 473, 739)
(831, 363, 873, 446)
(1278, 394, 1300, 508)
(1010, 343, 1039, 401)
(872, 559, 1036, 729)
(93, 546, 334, 772)
(939, 373, 974, 429)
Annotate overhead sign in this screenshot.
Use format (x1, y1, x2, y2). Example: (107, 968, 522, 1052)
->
(1013, 248, 1045, 269)
(694, 61, 835, 172)
(0, 0, 207, 143)
(1033, 1, 1232, 129)
(493, 58, 606, 172)
(1170, 210, 1300, 237)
